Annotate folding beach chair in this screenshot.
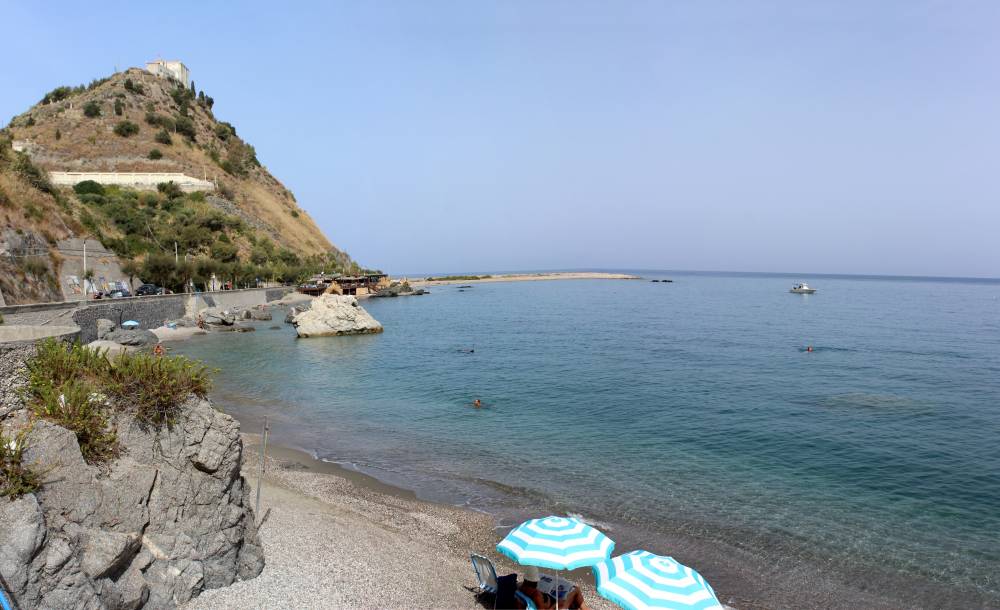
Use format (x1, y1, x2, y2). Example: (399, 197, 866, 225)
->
(471, 554, 499, 606)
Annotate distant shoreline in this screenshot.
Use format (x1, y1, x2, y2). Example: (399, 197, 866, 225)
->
(409, 271, 641, 286)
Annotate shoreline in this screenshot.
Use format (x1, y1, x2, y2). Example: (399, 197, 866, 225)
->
(184, 433, 623, 609)
(169, 291, 992, 610)
(409, 271, 641, 287)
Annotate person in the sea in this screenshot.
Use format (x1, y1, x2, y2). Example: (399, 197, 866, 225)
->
(517, 565, 589, 610)
(473, 399, 482, 408)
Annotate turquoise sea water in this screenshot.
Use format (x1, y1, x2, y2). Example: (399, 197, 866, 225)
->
(174, 273, 1000, 608)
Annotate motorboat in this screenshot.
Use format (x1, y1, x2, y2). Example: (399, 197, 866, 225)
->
(790, 282, 816, 294)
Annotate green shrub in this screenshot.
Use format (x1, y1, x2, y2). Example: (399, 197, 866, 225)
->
(41, 86, 74, 105)
(290, 210, 300, 218)
(214, 123, 234, 140)
(55, 128, 61, 140)
(148, 148, 163, 160)
(114, 99, 124, 116)
(25, 340, 213, 462)
(154, 129, 173, 145)
(157, 181, 183, 198)
(73, 180, 105, 196)
(124, 78, 144, 95)
(174, 116, 196, 139)
(83, 101, 101, 118)
(113, 121, 139, 137)
(0, 185, 9, 207)
(25, 116, 35, 127)
(0, 428, 42, 499)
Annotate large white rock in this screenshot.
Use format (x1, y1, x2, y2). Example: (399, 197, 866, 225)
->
(292, 294, 383, 338)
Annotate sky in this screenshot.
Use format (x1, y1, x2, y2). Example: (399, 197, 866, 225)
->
(3, 1, 999, 277)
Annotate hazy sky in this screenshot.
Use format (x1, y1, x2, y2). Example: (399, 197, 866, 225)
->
(4, 1, 999, 277)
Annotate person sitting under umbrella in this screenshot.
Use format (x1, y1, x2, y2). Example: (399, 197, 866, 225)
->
(517, 565, 589, 610)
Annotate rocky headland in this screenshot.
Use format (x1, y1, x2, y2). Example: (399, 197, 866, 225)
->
(0, 340, 264, 609)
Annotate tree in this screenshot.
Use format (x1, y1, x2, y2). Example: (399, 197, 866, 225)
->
(83, 101, 101, 118)
(120, 259, 140, 287)
(189, 80, 196, 94)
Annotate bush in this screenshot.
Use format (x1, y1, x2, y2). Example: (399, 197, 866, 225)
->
(290, 210, 300, 218)
(55, 128, 61, 140)
(157, 181, 183, 198)
(41, 86, 74, 105)
(0, 185, 9, 207)
(73, 180, 105, 196)
(25, 339, 213, 462)
(13, 152, 54, 194)
(154, 129, 173, 145)
(114, 99, 124, 116)
(25, 116, 35, 127)
(148, 148, 163, 160)
(174, 116, 196, 139)
(83, 101, 101, 118)
(124, 78, 144, 95)
(113, 120, 139, 137)
(0, 428, 42, 499)
(214, 123, 234, 140)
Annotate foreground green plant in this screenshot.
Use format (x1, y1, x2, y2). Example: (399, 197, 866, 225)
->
(25, 339, 213, 463)
(1, 428, 41, 499)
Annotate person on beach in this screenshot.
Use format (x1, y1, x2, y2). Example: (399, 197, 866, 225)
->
(517, 565, 589, 610)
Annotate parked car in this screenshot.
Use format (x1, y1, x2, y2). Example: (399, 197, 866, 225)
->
(108, 289, 131, 298)
(136, 284, 164, 296)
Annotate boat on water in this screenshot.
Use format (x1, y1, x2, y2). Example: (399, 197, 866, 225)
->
(790, 282, 816, 294)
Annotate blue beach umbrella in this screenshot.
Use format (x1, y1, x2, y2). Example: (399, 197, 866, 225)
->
(593, 551, 724, 610)
(497, 515, 615, 570)
(498, 516, 615, 609)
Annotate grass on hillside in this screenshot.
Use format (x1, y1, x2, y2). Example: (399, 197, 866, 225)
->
(25, 339, 213, 463)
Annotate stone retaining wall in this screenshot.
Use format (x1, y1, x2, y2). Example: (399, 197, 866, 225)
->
(0, 287, 294, 342)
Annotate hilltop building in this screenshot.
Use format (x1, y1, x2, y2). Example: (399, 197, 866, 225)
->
(145, 59, 190, 87)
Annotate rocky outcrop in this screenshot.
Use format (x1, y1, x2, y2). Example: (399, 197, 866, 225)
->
(371, 281, 427, 298)
(292, 295, 383, 338)
(103, 329, 159, 348)
(0, 358, 264, 608)
(199, 308, 236, 330)
(283, 306, 301, 324)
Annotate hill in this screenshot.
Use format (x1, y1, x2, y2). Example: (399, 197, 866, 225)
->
(0, 68, 362, 304)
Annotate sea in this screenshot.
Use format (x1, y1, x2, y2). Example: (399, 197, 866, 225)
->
(172, 272, 1000, 609)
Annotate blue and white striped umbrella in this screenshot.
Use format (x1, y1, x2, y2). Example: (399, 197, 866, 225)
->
(496, 516, 615, 570)
(593, 551, 723, 610)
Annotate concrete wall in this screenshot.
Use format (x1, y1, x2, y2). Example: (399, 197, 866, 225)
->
(49, 172, 214, 193)
(0, 287, 293, 342)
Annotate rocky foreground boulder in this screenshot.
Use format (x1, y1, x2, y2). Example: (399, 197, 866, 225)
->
(292, 294, 383, 338)
(0, 346, 264, 609)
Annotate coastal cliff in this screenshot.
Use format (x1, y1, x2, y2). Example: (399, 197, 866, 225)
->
(0, 341, 263, 609)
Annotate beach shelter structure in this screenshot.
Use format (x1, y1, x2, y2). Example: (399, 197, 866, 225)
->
(497, 516, 615, 609)
(593, 551, 724, 610)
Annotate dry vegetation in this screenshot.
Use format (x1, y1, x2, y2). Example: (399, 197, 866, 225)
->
(6, 68, 344, 260)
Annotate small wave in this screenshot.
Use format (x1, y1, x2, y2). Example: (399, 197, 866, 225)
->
(817, 393, 921, 410)
(567, 512, 615, 532)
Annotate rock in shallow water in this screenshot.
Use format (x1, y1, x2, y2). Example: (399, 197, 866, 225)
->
(292, 295, 383, 338)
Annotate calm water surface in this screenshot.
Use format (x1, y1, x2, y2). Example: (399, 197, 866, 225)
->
(175, 273, 1000, 608)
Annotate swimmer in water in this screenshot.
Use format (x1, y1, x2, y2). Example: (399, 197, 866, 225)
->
(473, 399, 482, 408)
(806, 345, 813, 352)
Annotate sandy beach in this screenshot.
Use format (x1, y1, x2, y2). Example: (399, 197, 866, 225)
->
(410, 272, 641, 287)
(184, 436, 620, 610)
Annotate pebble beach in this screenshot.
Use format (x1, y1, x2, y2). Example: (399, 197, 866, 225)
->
(184, 437, 619, 610)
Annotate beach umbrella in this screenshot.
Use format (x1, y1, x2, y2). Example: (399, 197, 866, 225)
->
(593, 550, 724, 610)
(497, 516, 615, 609)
